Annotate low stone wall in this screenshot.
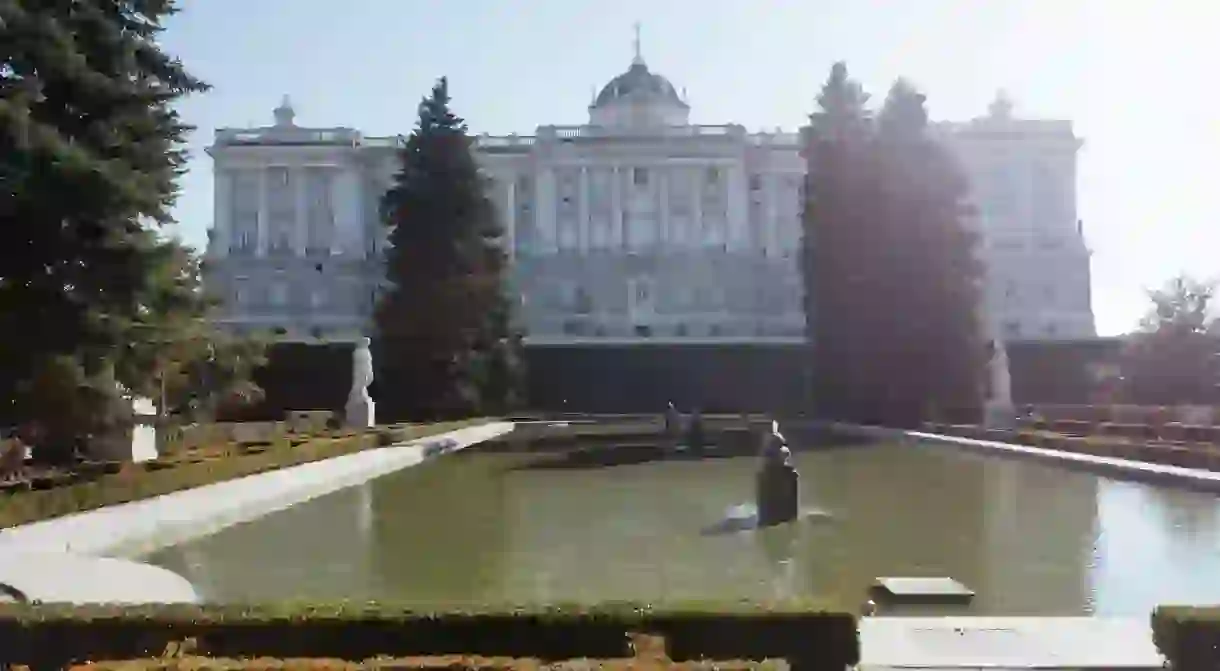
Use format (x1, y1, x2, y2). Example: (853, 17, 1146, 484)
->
(1030, 403, 1219, 426)
(0, 422, 514, 558)
(826, 421, 1220, 494)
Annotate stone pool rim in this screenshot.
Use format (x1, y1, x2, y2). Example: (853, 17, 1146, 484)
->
(827, 421, 1220, 495)
(0, 422, 515, 559)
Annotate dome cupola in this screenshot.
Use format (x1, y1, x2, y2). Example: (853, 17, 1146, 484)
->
(588, 24, 690, 129)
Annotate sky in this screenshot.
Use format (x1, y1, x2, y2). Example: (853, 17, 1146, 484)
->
(160, 0, 1219, 337)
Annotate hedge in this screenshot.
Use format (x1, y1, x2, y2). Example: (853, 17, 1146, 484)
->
(924, 423, 1220, 472)
(66, 657, 781, 670)
(1152, 606, 1220, 670)
(0, 419, 484, 529)
(0, 601, 859, 670)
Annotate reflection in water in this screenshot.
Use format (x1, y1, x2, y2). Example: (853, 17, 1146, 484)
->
(143, 444, 1220, 614)
(1091, 482, 1220, 614)
(149, 483, 380, 602)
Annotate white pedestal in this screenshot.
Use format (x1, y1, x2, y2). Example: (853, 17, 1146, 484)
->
(130, 396, 159, 463)
(345, 397, 375, 429)
(983, 401, 1017, 430)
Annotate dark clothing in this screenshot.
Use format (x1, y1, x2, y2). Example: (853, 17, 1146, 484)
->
(756, 461, 800, 527)
(686, 414, 705, 451)
(664, 407, 681, 438)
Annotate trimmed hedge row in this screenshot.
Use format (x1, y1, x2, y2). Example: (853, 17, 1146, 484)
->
(0, 420, 484, 529)
(925, 423, 1220, 472)
(66, 657, 781, 670)
(0, 602, 859, 670)
(1028, 403, 1219, 427)
(1152, 606, 1220, 670)
(1022, 418, 1220, 444)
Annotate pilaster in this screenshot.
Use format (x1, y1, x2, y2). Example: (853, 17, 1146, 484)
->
(256, 168, 269, 257)
(538, 167, 558, 253)
(294, 168, 308, 256)
(505, 176, 517, 261)
(212, 167, 232, 256)
(611, 166, 623, 250)
(578, 166, 590, 253)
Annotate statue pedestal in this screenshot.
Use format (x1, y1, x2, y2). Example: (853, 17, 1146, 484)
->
(345, 396, 375, 429)
(983, 400, 1016, 430)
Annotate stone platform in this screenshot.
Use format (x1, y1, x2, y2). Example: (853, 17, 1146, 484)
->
(859, 616, 1162, 669)
(0, 551, 200, 604)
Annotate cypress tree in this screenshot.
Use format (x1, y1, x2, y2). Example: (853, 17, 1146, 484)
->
(801, 67, 986, 426)
(871, 80, 986, 425)
(800, 62, 875, 421)
(375, 78, 522, 419)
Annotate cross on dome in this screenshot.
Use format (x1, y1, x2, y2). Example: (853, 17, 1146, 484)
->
(632, 22, 644, 66)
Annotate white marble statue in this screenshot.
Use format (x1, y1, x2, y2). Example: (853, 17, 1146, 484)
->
(989, 339, 1013, 406)
(345, 337, 375, 428)
(984, 338, 1016, 428)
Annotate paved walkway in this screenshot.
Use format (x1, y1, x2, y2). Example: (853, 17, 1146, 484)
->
(859, 616, 1163, 669)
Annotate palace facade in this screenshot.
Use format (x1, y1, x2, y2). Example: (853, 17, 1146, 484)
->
(203, 50, 1094, 347)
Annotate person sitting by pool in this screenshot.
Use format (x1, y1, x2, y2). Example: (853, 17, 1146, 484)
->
(756, 421, 799, 527)
(664, 402, 682, 446)
(685, 407, 706, 452)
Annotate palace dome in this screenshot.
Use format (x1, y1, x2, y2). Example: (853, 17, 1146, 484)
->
(593, 61, 686, 109)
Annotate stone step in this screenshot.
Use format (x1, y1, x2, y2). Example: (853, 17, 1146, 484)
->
(859, 616, 1163, 669)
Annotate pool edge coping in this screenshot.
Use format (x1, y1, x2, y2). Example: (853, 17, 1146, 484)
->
(826, 421, 1220, 494)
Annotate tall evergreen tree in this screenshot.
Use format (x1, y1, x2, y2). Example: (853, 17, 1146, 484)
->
(375, 78, 522, 419)
(800, 62, 875, 421)
(801, 67, 986, 426)
(871, 80, 986, 424)
(0, 1, 217, 459)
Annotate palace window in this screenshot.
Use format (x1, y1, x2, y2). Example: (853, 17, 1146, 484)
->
(269, 167, 289, 187)
(633, 167, 649, 187)
(269, 282, 289, 307)
(749, 175, 761, 191)
(706, 167, 721, 185)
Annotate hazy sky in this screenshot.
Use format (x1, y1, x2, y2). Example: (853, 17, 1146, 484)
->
(161, 0, 1219, 336)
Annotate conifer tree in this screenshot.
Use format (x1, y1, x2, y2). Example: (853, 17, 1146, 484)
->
(800, 62, 875, 420)
(871, 80, 986, 424)
(0, 1, 235, 459)
(801, 67, 985, 425)
(375, 78, 522, 419)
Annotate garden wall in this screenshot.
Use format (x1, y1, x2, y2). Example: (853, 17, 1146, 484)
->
(228, 338, 1124, 420)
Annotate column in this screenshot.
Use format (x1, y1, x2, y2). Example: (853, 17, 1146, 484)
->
(727, 163, 749, 252)
(505, 176, 517, 261)
(692, 168, 703, 250)
(658, 167, 670, 250)
(537, 167, 558, 254)
(578, 166, 590, 253)
(256, 168, 270, 257)
(212, 168, 232, 256)
(294, 167, 309, 256)
(611, 166, 623, 249)
(764, 175, 779, 257)
(333, 166, 362, 256)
